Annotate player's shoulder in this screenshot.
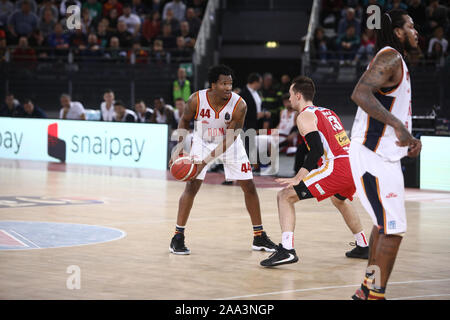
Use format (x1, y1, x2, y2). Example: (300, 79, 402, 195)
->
(370, 46, 403, 69)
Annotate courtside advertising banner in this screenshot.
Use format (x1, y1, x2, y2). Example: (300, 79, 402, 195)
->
(0, 117, 168, 170)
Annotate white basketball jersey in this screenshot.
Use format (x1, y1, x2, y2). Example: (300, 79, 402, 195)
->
(278, 109, 297, 136)
(351, 46, 412, 162)
(193, 89, 242, 144)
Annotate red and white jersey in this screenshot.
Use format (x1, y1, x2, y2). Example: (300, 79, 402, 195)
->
(193, 89, 242, 144)
(300, 105, 350, 167)
(278, 108, 297, 136)
(351, 46, 412, 161)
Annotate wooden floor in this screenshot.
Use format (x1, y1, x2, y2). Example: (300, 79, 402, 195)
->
(0, 159, 449, 300)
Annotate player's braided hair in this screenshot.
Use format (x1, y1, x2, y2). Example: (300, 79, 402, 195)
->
(375, 9, 408, 55)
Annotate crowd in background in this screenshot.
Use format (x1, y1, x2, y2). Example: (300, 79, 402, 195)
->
(313, 0, 449, 66)
(0, 0, 207, 64)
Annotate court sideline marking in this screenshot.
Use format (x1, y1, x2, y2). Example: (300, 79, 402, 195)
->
(216, 278, 450, 300)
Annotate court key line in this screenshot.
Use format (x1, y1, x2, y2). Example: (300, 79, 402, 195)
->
(9, 230, 41, 249)
(391, 293, 450, 300)
(216, 278, 450, 300)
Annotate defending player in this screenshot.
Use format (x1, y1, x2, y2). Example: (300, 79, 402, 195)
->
(260, 76, 369, 267)
(349, 10, 421, 300)
(169, 65, 277, 255)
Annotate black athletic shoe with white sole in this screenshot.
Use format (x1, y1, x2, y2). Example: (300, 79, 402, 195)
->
(346, 242, 369, 259)
(169, 233, 190, 255)
(252, 231, 277, 252)
(260, 244, 299, 267)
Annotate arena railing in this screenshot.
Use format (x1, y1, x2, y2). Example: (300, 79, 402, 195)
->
(301, 0, 322, 76)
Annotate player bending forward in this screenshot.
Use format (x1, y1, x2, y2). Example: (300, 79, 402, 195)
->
(260, 76, 369, 267)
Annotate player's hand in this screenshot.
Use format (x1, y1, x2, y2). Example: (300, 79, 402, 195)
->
(407, 138, 422, 158)
(394, 123, 414, 147)
(275, 177, 301, 187)
(191, 160, 206, 180)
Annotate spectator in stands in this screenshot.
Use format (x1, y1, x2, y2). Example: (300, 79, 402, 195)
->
(173, 67, 192, 103)
(426, 0, 448, 32)
(38, 0, 58, 20)
(12, 36, 36, 62)
(159, 22, 177, 50)
(47, 22, 70, 55)
(261, 72, 279, 128)
(151, 39, 168, 64)
(407, 0, 427, 34)
(0, 93, 21, 117)
(337, 7, 361, 38)
(80, 33, 103, 59)
(173, 97, 185, 124)
(185, 7, 201, 36)
(104, 36, 127, 62)
(172, 36, 193, 62)
(336, 25, 360, 65)
(100, 89, 115, 121)
(313, 26, 331, 64)
(162, 8, 180, 34)
(142, 10, 161, 45)
(119, 4, 141, 37)
(353, 27, 375, 65)
(150, 96, 175, 125)
(187, 0, 207, 18)
(20, 98, 47, 118)
(15, 0, 37, 14)
(151, 0, 163, 15)
(28, 30, 46, 58)
(179, 20, 195, 48)
(387, 0, 408, 11)
(278, 74, 291, 96)
(0, 0, 14, 16)
(113, 100, 137, 122)
(39, 7, 57, 39)
(428, 26, 448, 58)
(163, 0, 186, 22)
(60, 0, 81, 17)
(131, 0, 149, 20)
(7, 0, 39, 42)
(320, 0, 344, 30)
(103, 0, 123, 18)
(114, 20, 133, 48)
(134, 99, 153, 123)
(96, 21, 111, 48)
(59, 94, 86, 120)
(81, 7, 93, 35)
(82, 0, 102, 22)
(128, 41, 149, 64)
(0, 30, 7, 63)
(106, 7, 120, 33)
(71, 28, 87, 53)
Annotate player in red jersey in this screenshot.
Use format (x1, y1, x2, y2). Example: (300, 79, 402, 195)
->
(261, 76, 369, 267)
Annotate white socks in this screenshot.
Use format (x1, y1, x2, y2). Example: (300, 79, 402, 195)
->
(282, 232, 294, 250)
(354, 231, 368, 247)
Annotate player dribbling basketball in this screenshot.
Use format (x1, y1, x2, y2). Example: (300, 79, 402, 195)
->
(169, 65, 277, 255)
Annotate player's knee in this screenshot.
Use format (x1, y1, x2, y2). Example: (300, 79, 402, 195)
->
(277, 188, 295, 204)
(184, 180, 202, 196)
(331, 195, 346, 208)
(239, 180, 257, 195)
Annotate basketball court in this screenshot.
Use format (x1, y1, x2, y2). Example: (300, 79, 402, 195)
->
(0, 158, 449, 300)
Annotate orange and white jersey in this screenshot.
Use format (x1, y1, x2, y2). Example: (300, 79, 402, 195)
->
(193, 89, 242, 144)
(278, 109, 297, 136)
(350, 46, 412, 162)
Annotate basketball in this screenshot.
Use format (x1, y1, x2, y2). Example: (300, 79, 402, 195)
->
(170, 156, 198, 181)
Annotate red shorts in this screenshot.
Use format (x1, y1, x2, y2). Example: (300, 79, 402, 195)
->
(302, 156, 356, 202)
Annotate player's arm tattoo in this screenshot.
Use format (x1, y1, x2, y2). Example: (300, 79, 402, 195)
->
(351, 50, 404, 129)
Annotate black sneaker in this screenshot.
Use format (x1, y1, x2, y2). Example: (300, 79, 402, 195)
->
(169, 233, 190, 255)
(346, 242, 369, 259)
(260, 244, 299, 267)
(252, 231, 277, 252)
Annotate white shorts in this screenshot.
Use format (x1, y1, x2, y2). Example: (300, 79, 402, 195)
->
(349, 141, 406, 235)
(190, 137, 253, 181)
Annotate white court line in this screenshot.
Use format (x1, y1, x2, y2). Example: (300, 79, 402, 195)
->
(9, 230, 41, 248)
(391, 293, 450, 300)
(0, 230, 29, 247)
(216, 278, 450, 300)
